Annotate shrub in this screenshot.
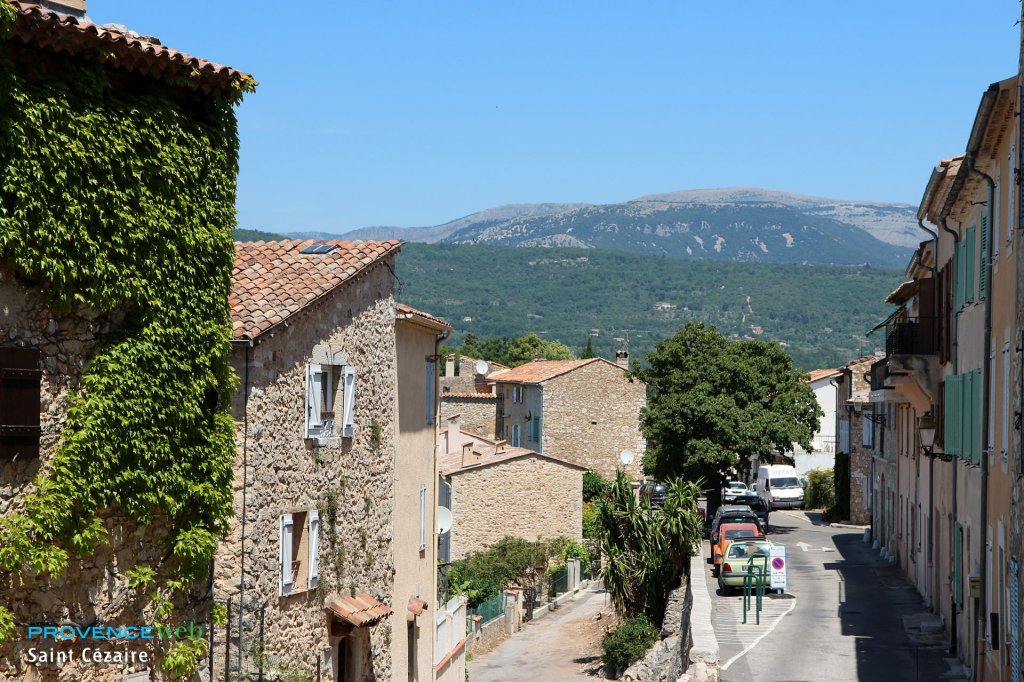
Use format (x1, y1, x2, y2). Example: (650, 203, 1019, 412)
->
(601, 614, 658, 677)
(582, 501, 601, 539)
(448, 536, 544, 607)
(803, 468, 835, 512)
(583, 471, 611, 501)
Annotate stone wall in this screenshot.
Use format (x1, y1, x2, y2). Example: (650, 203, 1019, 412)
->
(449, 454, 582, 560)
(622, 581, 692, 682)
(214, 262, 398, 682)
(440, 395, 498, 438)
(541, 360, 646, 478)
(848, 410, 872, 525)
(0, 269, 196, 681)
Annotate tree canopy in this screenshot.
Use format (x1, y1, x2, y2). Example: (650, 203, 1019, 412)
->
(456, 331, 576, 367)
(634, 323, 821, 483)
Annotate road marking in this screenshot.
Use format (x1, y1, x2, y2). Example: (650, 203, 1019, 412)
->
(719, 597, 797, 671)
(796, 541, 811, 552)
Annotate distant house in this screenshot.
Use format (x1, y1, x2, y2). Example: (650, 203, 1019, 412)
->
(835, 356, 880, 525)
(439, 354, 507, 437)
(487, 355, 646, 478)
(437, 416, 585, 561)
(789, 368, 843, 477)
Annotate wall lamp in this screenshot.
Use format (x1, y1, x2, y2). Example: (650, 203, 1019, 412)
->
(918, 411, 951, 462)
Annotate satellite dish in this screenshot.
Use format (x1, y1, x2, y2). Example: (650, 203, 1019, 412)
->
(474, 360, 489, 375)
(437, 506, 453, 534)
(620, 450, 635, 466)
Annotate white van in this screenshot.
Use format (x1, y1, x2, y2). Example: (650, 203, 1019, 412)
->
(755, 464, 804, 510)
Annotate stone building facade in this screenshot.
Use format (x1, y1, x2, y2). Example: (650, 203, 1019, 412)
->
(439, 355, 502, 438)
(217, 239, 404, 682)
(836, 356, 879, 525)
(490, 358, 646, 478)
(438, 418, 585, 561)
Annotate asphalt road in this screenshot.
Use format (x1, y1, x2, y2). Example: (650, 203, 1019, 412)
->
(707, 510, 953, 682)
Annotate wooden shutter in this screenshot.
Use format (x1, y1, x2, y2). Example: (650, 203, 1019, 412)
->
(980, 211, 990, 300)
(280, 514, 294, 595)
(936, 380, 944, 448)
(341, 365, 356, 438)
(0, 347, 42, 460)
(306, 364, 323, 437)
(1011, 559, 1020, 682)
(953, 522, 963, 607)
(965, 227, 976, 304)
(1003, 343, 1011, 455)
(426, 361, 436, 426)
(308, 509, 319, 588)
(955, 243, 965, 310)
(945, 376, 959, 457)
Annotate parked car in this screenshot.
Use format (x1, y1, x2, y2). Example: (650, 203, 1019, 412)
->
(718, 538, 774, 594)
(712, 522, 763, 573)
(722, 481, 749, 504)
(732, 494, 770, 532)
(639, 481, 668, 507)
(755, 464, 804, 510)
(707, 505, 760, 539)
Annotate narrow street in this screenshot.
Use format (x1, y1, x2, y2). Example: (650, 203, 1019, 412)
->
(707, 510, 959, 682)
(468, 584, 609, 682)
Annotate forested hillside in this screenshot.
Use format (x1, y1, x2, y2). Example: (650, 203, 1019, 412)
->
(395, 243, 901, 370)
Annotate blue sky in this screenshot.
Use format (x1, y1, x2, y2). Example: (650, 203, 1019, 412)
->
(91, 2, 1022, 233)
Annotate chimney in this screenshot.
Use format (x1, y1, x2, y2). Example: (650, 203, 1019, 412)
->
(41, 1, 87, 18)
(461, 442, 480, 468)
(445, 354, 455, 378)
(615, 349, 629, 369)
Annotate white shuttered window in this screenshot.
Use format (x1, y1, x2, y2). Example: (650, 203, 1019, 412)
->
(341, 365, 356, 437)
(280, 514, 294, 595)
(419, 484, 427, 551)
(308, 509, 319, 589)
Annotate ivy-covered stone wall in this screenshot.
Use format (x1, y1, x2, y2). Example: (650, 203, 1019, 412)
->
(0, 27, 248, 678)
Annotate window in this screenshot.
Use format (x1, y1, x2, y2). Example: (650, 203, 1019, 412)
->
(0, 347, 42, 459)
(965, 225, 977, 305)
(426, 361, 436, 425)
(862, 411, 874, 448)
(306, 363, 355, 438)
(511, 385, 523, 404)
(511, 424, 521, 447)
(1002, 341, 1010, 458)
(529, 415, 540, 441)
(280, 510, 318, 595)
(944, 370, 982, 463)
(419, 484, 427, 551)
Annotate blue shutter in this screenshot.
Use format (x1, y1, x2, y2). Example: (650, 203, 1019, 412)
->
(965, 227, 976, 304)
(944, 378, 957, 456)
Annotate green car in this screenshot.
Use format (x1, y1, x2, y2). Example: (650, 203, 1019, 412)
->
(718, 539, 774, 594)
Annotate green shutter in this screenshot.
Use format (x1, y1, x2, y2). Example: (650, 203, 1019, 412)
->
(945, 377, 958, 456)
(953, 522, 963, 607)
(979, 210, 989, 300)
(965, 226, 976, 304)
(974, 368, 983, 464)
(954, 241, 965, 310)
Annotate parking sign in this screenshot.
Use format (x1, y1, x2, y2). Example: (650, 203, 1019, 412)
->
(770, 545, 787, 590)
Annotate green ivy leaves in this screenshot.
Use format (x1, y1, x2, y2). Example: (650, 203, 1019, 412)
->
(0, 48, 242, 671)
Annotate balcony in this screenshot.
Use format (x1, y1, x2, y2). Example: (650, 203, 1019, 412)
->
(869, 357, 890, 391)
(885, 317, 937, 356)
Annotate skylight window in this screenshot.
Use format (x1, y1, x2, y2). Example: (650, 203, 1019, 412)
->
(299, 242, 335, 255)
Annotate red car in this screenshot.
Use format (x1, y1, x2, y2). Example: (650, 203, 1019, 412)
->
(712, 522, 763, 573)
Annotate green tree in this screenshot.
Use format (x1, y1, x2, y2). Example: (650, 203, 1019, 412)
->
(599, 472, 703, 623)
(581, 336, 598, 359)
(634, 323, 820, 484)
(582, 471, 611, 501)
(506, 333, 575, 366)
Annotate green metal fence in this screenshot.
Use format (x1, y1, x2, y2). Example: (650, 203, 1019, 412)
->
(467, 592, 506, 627)
(549, 566, 569, 598)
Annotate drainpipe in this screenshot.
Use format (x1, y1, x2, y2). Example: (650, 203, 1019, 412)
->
(966, 154, 996, 669)
(915, 215, 938, 608)
(940, 216, 961, 654)
(229, 337, 254, 679)
(432, 329, 449, 600)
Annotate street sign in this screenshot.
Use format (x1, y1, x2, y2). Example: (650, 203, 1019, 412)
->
(769, 545, 787, 590)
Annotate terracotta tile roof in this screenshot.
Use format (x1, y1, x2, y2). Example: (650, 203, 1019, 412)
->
(807, 368, 842, 382)
(231, 239, 402, 341)
(439, 442, 587, 477)
(6, 1, 253, 94)
(325, 593, 391, 627)
(885, 280, 917, 305)
(442, 391, 497, 400)
(395, 303, 452, 331)
(488, 358, 612, 384)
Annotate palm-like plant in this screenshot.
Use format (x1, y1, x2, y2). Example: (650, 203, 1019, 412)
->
(598, 471, 703, 624)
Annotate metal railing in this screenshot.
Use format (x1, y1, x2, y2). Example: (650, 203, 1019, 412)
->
(467, 592, 506, 627)
(885, 317, 938, 356)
